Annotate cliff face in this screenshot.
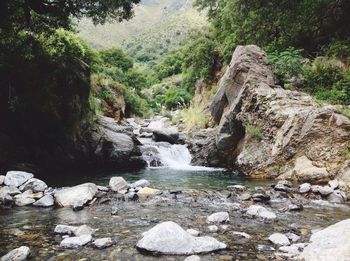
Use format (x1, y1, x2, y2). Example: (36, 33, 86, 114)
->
(194, 45, 350, 190)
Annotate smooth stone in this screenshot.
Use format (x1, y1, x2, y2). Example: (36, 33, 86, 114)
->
(74, 225, 95, 237)
(246, 205, 277, 220)
(19, 178, 47, 192)
(328, 180, 339, 190)
(0, 175, 5, 185)
(318, 186, 333, 196)
(109, 177, 129, 192)
(54, 183, 98, 207)
(131, 179, 150, 188)
(300, 219, 350, 261)
(208, 225, 219, 233)
(33, 194, 54, 207)
(311, 185, 321, 193)
(1, 246, 30, 261)
(184, 255, 201, 261)
(299, 183, 311, 193)
(327, 191, 347, 204)
(4, 171, 33, 188)
(187, 229, 200, 237)
(136, 221, 226, 255)
(231, 231, 252, 239)
(93, 238, 116, 249)
(268, 233, 290, 246)
(54, 225, 77, 235)
(14, 196, 35, 207)
(206, 212, 229, 224)
(60, 235, 92, 249)
(137, 187, 162, 197)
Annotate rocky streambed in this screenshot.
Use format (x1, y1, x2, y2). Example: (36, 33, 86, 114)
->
(1, 170, 350, 261)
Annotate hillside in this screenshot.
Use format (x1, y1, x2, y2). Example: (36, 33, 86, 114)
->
(77, 0, 207, 62)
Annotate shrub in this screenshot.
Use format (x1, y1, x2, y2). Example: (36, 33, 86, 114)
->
(163, 87, 192, 109)
(99, 48, 134, 71)
(245, 124, 263, 141)
(176, 107, 209, 130)
(324, 39, 350, 64)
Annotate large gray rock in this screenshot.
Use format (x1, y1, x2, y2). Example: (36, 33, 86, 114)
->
(136, 221, 226, 255)
(33, 194, 54, 207)
(1, 246, 30, 261)
(206, 212, 230, 224)
(246, 205, 276, 220)
(54, 183, 98, 207)
(19, 178, 47, 192)
(60, 235, 92, 249)
(4, 171, 33, 187)
(299, 183, 311, 194)
(152, 129, 179, 144)
(300, 219, 350, 261)
(109, 177, 129, 192)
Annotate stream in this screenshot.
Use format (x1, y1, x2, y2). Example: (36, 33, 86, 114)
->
(1, 125, 349, 260)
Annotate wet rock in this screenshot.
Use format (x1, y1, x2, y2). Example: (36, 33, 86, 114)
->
(4, 171, 34, 188)
(227, 185, 246, 192)
(299, 183, 311, 194)
(0, 175, 5, 185)
(33, 194, 54, 207)
(137, 187, 162, 198)
(19, 178, 47, 192)
(72, 202, 84, 211)
(252, 193, 270, 203)
(246, 205, 277, 220)
(231, 231, 251, 239)
(184, 255, 201, 261)
(74, 225, 95, 237)
(111, 206, 119, 215)
(278, 243, 307, 256)
(152, 129, 179, 144)
(93, 238, 116, 249)
(54, 225, 77, 235)
(54, 183, 98, 207)
(109, 177, 129, 192)
(187, 229, 200, 237)
(300, 219, 350, 261)
(273, 180, 292, 192)
(1, 246, 30, 261)
(326, 191, 347, 204)
(131, 179, 150, 188)
(318, 186, 333, 196)
(206, 212, 230, 224)
(207, 225, 219, 233)
(136, 221, 226, 254)
(328, 180, 339, 190)
(288, 203, 303, 211)
(60, 235, 92, 249)
(239, 193, 252, 201)
(268, 233, 290, 246)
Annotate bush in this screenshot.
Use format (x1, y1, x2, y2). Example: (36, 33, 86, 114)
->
(99, 48, 134, 71)
(324, 40, 350, 64)
(154, 51, 183, 80)
(268, 47, 305, 83)
(163, 87, 192, 109)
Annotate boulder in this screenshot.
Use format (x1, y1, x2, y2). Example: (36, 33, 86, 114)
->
(1, 246, 30, 261)
(19, 178, 47, 192)
(54, 183, 98, 207)
(93, 238, 116, 249)
(299, 183, 311, 194)
(300, 219, 350, 261)
(318, 186, 333, 196)
(109, 177, 129, 192)
(326, 191, 347, 204)
(152, 129, 179, 144)
(136, 221, 226, 255)
(4, 171, 33, 187)
(131, 179, 150, 188)
(60, 235, 92, 249)
(206, 212, 230, 224)
(292, 156, 329, 182)
(14, 196, 35, 207)
(268, 233, 290, 246)
(137, 187, 162, 198)
(33, 195, 54, 207)
(246, 205, 277, 220)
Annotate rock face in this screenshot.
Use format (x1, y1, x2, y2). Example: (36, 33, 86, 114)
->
(1, 246, 30, 261)
(194, 45, 349, 186)
(300, 219, 350, 261)
(136, 221, 226, 255)
(54, 183, 98, 207)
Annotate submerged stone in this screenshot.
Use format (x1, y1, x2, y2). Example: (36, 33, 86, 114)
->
(60, 235, 92, 249)
(1, 246, 30, 261)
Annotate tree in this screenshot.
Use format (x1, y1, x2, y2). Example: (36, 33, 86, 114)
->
(99, 48, 134, 72)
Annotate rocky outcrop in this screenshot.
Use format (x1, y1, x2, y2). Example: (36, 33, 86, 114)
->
(196, 45, 350, 187)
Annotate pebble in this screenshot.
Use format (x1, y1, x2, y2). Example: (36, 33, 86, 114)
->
(208, 225, 219, 232)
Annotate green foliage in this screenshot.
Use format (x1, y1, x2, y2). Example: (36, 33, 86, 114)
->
(324, 39, 350, 64)
(245, 124, 263, 141)
(99, 48, 134, 71)
(163, 87, 193, 109)
(154, 51, 183, 80)
(268, 47, 305, 83)
(124, 89, 152, 117)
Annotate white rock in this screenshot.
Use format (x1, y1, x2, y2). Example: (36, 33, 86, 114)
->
(318, 186, 333, 196)
(299, 183, 311, 193)
(60, 235, 92, 249)
(54, 183, 97, 207)
(0, 175, 5, 185)
(187, 229, 200, 237)
(207, 225, 219, 233)
(19, 178, 47, 192)
(285, 232, 300, 242)
(293, 156, 329, 182)
(33, 195, 54, 207)
(300, 219, 350, 261)
(14, 196, 35, 207)
(136, 221, 226, 254)
(93, 238, 116, 249)
(268, 233, 290, 246)
(231, 231, 252, 239)
(206, 212, 229, 223)
(54, 225, 77, 235)
(184, 255, 201, 261)
(109, 177, 129, 192)
(327, 191, 347, 204)
(97, 185, 109, 192)
(74, 225, 95, 237)
(246, 205, 277, 220)
(131, 179, 150, 188)
(328, 180, 339, 189)
(4, 171, 33, 187)
(1, 246, 30, 261)
(137, 187, 162, 197)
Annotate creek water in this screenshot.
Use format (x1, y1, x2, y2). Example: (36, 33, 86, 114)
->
(0, 142, 349, 260)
